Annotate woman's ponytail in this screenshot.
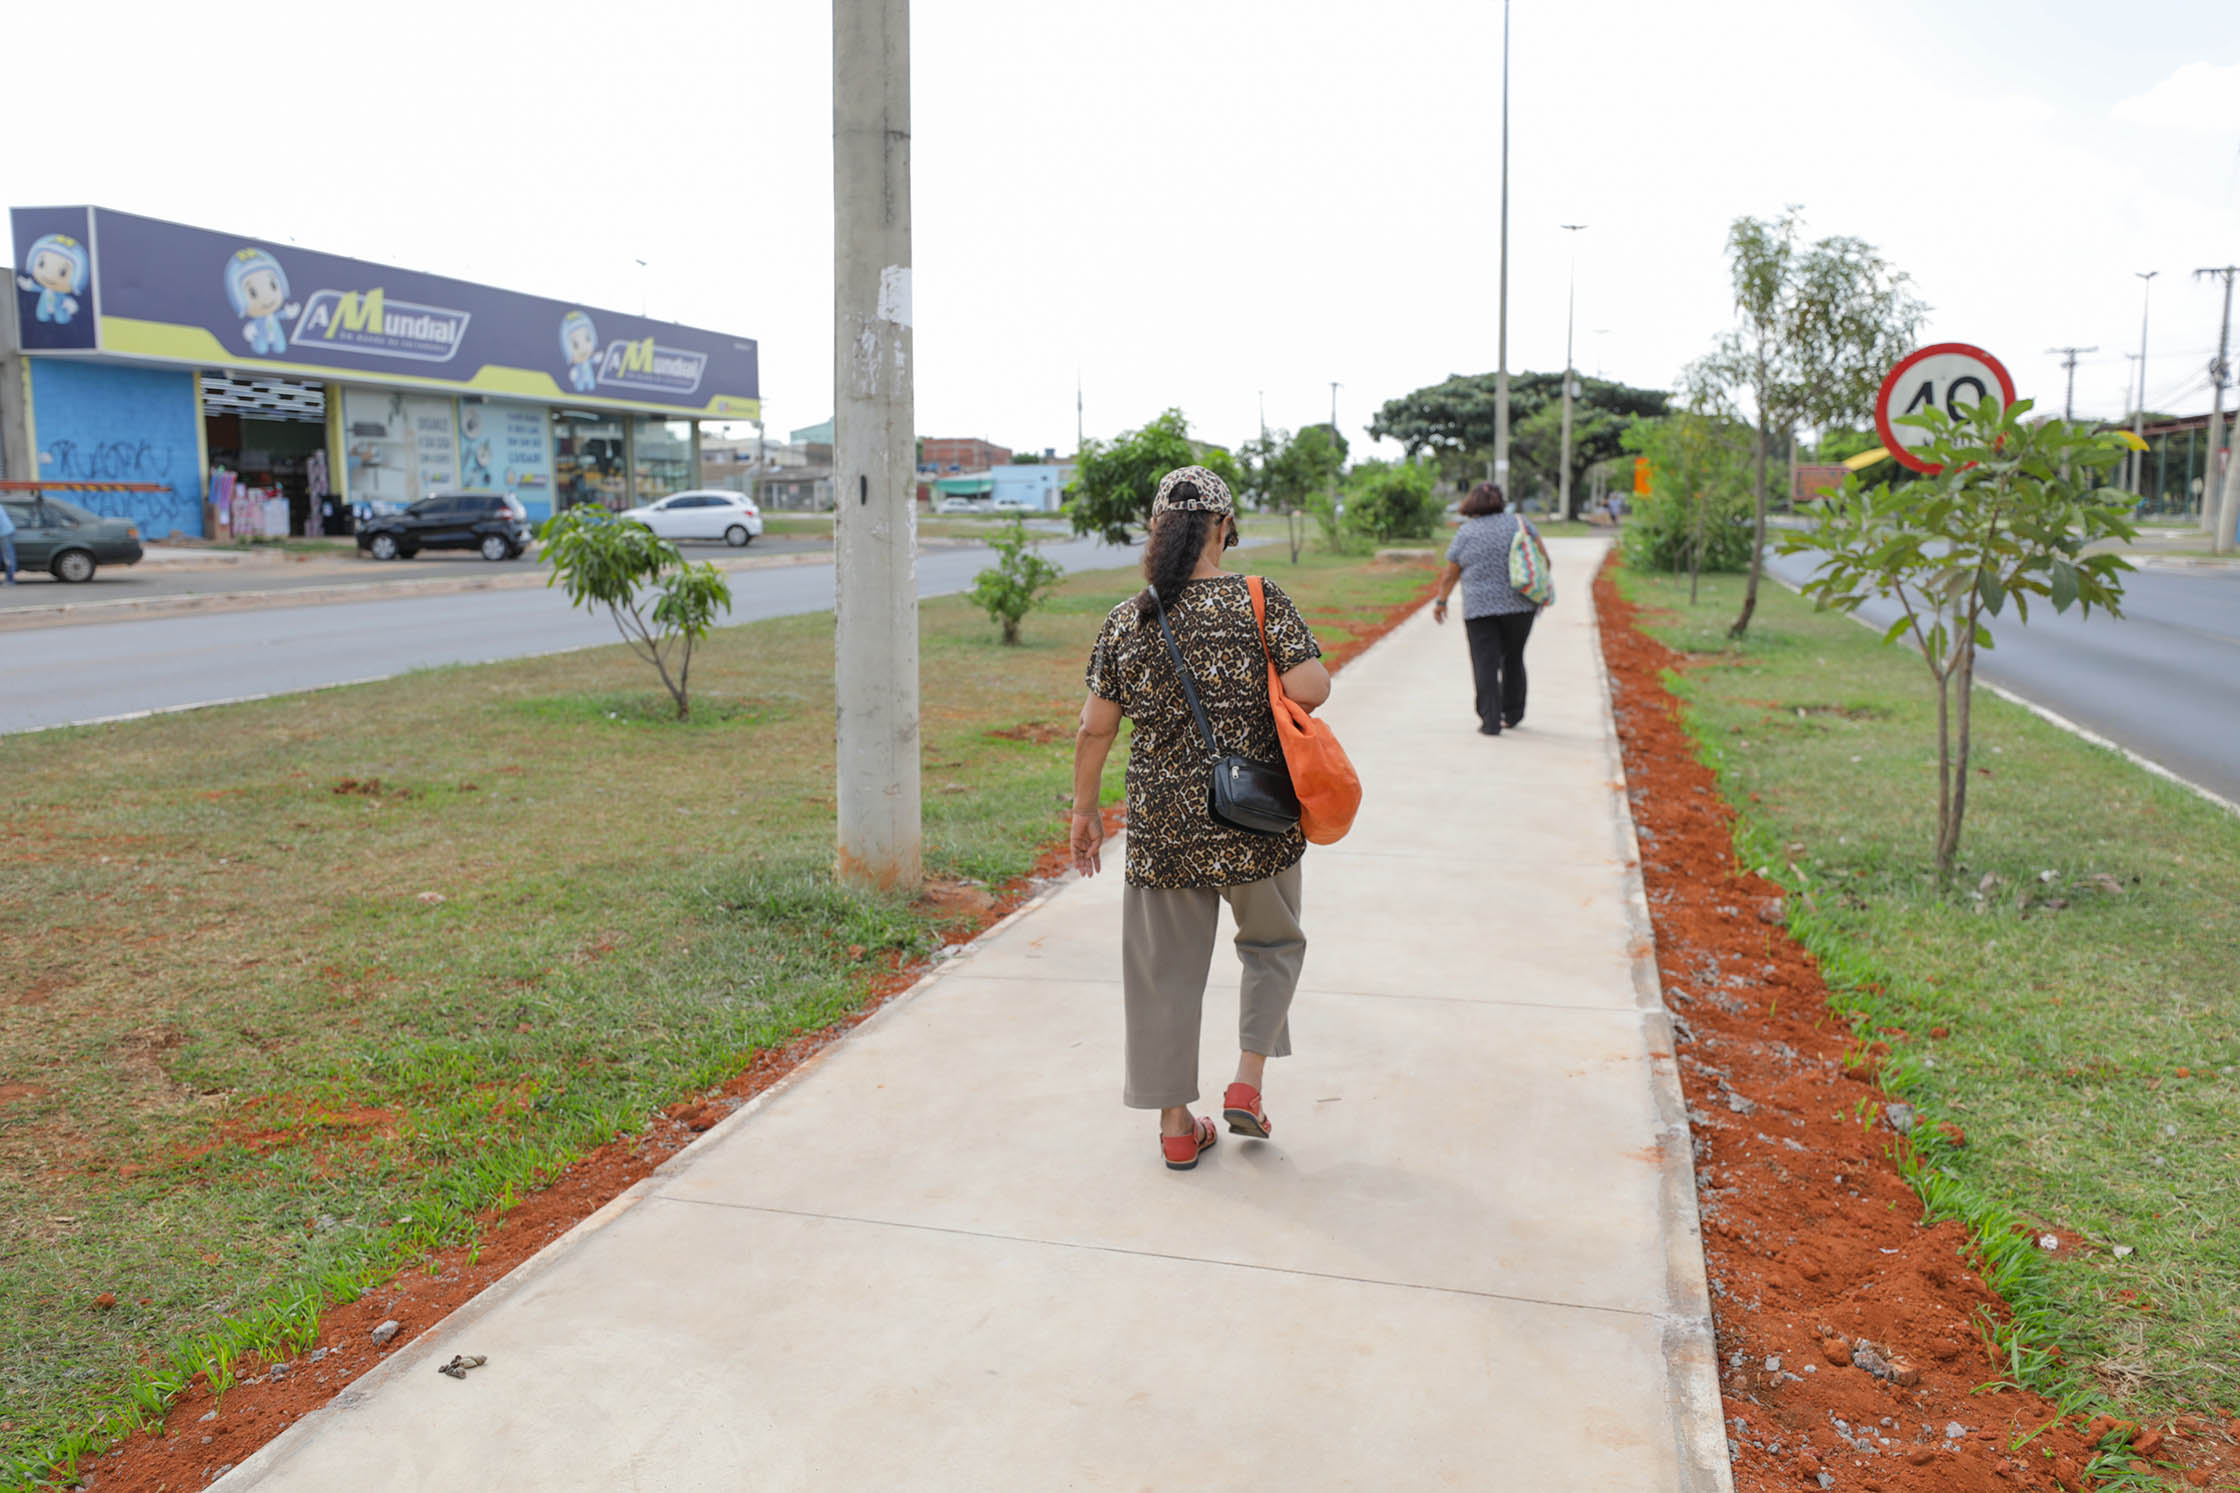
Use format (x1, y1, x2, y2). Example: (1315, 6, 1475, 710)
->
(1134, 493, 1215, 625)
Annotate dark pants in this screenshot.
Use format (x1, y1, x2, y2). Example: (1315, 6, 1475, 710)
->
(1464, 610, 1535, 731)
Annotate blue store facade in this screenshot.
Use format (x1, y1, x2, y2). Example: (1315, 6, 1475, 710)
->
(5, 206, 760, 538)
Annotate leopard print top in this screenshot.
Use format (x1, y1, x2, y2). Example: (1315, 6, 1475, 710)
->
(1085, 574, 1322, 888)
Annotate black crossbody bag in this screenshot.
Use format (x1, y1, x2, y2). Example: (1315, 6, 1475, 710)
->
(1150, 589, 1300, 837)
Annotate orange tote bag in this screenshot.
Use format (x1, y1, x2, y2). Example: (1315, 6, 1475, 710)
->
(1248, 576, 1362, 844)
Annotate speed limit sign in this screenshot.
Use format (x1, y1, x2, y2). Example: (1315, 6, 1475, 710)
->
(1874, 343, 2016, 474)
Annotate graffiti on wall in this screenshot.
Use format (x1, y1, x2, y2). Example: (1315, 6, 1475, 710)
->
(39, 437, 199, 536)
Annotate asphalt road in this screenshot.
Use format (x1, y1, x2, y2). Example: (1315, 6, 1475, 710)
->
(0, 538, 832, 608)
(1763, 548, 2240, 804)
(2, 534, 1136, 735)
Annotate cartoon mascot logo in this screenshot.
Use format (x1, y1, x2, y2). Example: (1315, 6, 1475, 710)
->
(225, 248, 301, 355)
(17, 233, 90, 325)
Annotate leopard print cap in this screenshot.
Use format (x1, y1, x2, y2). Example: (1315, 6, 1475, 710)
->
(1152, 465, 1235, 519)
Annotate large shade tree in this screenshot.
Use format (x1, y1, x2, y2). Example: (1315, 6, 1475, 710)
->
(1695, 209, 1928, 638)
(1370, 371, 1668, 513)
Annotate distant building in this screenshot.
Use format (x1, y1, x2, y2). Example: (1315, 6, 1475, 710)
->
(2137, 413, 2220, 519)
(991, 463, 1072, 511)
(921, 436, 1011, 474)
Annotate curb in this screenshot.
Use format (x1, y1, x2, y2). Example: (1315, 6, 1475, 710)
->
(1583, 541, 1736, 1493)
(0, 548, 833, 633)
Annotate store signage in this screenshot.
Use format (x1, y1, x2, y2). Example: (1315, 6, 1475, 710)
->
(294, 287, 472, 363)
(9, 206, 759, 419)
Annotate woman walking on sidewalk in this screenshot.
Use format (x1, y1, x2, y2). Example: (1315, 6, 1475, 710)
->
(1432, 482, 1543, 735)
(1069, 466, 1332, 1171)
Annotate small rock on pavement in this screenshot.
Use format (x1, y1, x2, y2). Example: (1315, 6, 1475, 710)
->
(370, 1319, 400, 1345)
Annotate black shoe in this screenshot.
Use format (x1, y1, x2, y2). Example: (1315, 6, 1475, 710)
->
(1478, 724, 1502, 736)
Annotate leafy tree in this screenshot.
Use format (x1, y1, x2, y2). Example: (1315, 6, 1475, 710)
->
(1240, 423, 1347, 562)
(966, 516, 1065, 644)
(1371, 371, 1668, 513)
(539, 507, 733, 720)
(1065, 409, 1243, 543)
(1342, 458, 1441, 541)
(1696, 209, 1928, 638)
(1775, 399, 2135, 883)
(1621, 408, 1755, 598)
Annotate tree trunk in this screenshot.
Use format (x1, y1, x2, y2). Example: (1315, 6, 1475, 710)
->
(1688, 489, 1704, 605)
(1730, 414, 1770, 638)
(1941, 630, 1979, 883)
(1932, 665, 1953, 883)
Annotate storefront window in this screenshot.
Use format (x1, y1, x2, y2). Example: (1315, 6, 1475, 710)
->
(342, 389, 459, 513)
(553, 413, 626, 511)
(632, 417, 695, 502)
(460, 400, 555, 523)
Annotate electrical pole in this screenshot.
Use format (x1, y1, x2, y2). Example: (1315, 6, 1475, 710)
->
(2047, 346, 2096, 423)
(1328, 381, 1342, 517)
(833, 0, 920, 892)
(2195, 265, 2237, 536)
(1559, 223, 1587, 521)
(1075, 367, 1083, 458)
(2132, 271, 2157, 494)
(1492, 0, 1511, 491)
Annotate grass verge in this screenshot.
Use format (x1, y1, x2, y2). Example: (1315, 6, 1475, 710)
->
(1616, 564, 2240, 1420)
(0, 549, 1427, 1486)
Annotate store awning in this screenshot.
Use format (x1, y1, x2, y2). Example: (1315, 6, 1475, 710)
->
(933, 476, 995, 495)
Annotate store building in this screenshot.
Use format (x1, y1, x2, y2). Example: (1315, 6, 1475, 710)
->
(3, 206, 760, 538)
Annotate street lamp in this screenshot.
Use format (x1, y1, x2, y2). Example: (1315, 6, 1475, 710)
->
(1559, 223, 1588, 520)
(1492, 0, 1511, 489)
(2132, 270, 2157, 495)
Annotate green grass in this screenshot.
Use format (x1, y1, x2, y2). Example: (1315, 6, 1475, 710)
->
(1617, 565, 2240, 1419)
(0, 548, 1427, 1485)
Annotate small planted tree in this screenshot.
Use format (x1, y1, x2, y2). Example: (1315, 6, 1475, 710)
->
(540, 506, 733, 719)
(1342, 458, 1442, 541)
(1066, 409, 1244, 543)
(1622, 404, 1755, 601)
(967, 516, 1064, 644)
(1775, 399, 2136, 883)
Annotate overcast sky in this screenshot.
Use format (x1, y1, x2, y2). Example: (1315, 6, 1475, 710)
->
(10, 0, 2239, 456)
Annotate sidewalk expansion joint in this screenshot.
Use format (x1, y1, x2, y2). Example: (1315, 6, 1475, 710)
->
(650, 1194, 1663, 1322)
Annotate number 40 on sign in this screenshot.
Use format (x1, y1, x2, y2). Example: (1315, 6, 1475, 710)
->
(1872, 342, 2017, 475)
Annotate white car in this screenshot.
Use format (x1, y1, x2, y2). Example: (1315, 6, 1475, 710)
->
(620, 490, 765, 545)
(935, 496, 990, 514)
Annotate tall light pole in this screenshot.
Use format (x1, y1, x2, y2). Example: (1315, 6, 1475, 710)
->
(833, 0, 920, 891)
(2195, 264, 2237, 535)
(1492, 0, 1511, 490)
(2132, 271, 2157, 494)
(1558, 223, 1587, 520)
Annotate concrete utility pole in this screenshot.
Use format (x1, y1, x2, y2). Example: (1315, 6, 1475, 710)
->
(0, 274, 29, 482)
(2132, 271, 2157, 494)
(832, 0, 921, 892)
(1075, 367, 1084, 457)
(2047, 346, 2096, 422)
(2195, 265, 2237, 535)
(1492, 0, 1511, 490)
(1558, 223, 1587, 521)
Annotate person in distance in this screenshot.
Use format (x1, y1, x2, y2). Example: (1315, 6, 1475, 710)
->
(1431, 481, 1545, 735)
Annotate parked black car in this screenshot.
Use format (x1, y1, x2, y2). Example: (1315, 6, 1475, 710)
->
(355, 492, 532, 562)
(0, 496, 144, 582)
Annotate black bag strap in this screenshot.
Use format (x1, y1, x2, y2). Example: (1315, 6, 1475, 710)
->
(1149, 589, 1220, 759)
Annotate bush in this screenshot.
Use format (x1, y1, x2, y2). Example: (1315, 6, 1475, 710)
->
(1342, 459, 1443, 542)
(966, 517, 1064, 644)
(1620, 413, 1756, 578)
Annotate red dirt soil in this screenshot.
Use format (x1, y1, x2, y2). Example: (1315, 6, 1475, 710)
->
(62, 574, 1435, 1493)
(1596, 557, 2240, 1492)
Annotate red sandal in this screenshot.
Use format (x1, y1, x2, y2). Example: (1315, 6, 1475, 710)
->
(1161, 1116, 1217, 1171)
(1223, 1083, 1272, 1139)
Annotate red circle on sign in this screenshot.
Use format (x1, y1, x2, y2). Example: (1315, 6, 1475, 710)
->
(1873, 342, 2017, 475)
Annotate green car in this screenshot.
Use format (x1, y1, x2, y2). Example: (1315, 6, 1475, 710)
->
(0, 496, 145, 583)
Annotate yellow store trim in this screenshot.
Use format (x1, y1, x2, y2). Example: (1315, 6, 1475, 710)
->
(98, 318, 760, 421)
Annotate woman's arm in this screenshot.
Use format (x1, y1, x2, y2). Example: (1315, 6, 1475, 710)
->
(1070, 692, 1123, 875)
(1432, 561, 1463, 625)
(1279, 658, 1332, 712)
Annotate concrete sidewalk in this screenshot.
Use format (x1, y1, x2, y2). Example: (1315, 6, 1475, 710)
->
(219, 537, 1728, 1492)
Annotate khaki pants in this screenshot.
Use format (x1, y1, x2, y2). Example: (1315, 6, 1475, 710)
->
(1121, 862, 1305, 1109)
